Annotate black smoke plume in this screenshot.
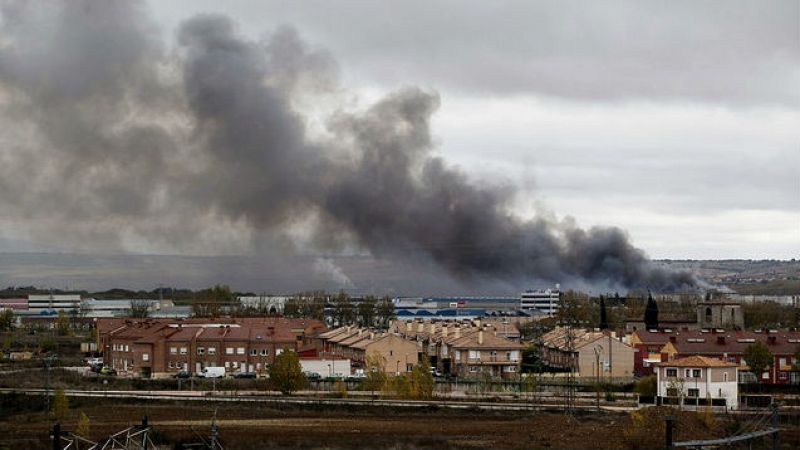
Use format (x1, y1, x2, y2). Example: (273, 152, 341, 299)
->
(0, 1, 696, 291)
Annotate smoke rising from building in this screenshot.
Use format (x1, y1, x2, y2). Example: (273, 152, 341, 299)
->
(0, 1, 696, 291)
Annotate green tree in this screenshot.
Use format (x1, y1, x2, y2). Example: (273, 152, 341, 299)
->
(376, 296, 395, 328)
(52, 388, 69, 419)
(410, 356, 434, 400)
(332, 291, 355, 326)
(75, 411, 90, 437)
(0, 309, 14, 331)
(55, 310, 70, 336)
(743, 341, 773, 383)
(357, 296, 377, 327)
(599, 295, 609, 330)
(634, 375, 657, 398)
(128, 300, 150, 318)
(644, 292, 659, 330)
(363, 351, 388, 397)
(269, 350, 305, 395)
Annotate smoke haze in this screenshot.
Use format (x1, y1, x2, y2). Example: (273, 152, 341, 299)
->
(0, 1, 696, 291)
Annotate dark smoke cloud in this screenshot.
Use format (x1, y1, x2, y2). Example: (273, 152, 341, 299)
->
(0, 1, 696, 291)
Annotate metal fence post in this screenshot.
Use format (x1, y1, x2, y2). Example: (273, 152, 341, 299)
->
(51, 423, 61, 450)
(772, 404, 779, 450)
(665, 416, 674, 450)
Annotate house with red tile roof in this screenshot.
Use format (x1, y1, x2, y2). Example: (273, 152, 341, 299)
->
(654, 356, 738, 409)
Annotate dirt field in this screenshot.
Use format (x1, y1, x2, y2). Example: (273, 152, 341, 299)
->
(1, 395, 797, 450)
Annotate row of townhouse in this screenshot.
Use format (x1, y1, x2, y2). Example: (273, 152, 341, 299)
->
(97, 317, 325, 378)
(391, 319, 525, 379)
(630, 329, 800, 384)
(539, 327, 635, 378)
(316, 319, 526, 379)
(317, 327, 419, 375)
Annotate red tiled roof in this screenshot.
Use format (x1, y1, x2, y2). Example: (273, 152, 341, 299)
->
(654, 355, 737, 368)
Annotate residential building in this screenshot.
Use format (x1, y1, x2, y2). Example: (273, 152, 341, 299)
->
(655, 356, 738, 409)
(317, 327, 419, 375)
(98, 317, 326, 378)
(540, 327, 635, 378)
(629, 329, 800, 384)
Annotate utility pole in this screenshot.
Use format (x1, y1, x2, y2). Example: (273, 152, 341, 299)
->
(594, 345, 602, 411)
(210, 410, 219, 450)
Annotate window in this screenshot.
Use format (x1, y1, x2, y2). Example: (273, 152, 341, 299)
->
(504, 365, 517, 372)
(168, 361, 173, 368)
(197, 347, 205, 355)
(762, 372, 770, 380)
(124, 345, 129, 352)
(469, 350, 481, 360)
(179, 347, 187, 355)
(723, 372, 728, 382)
(469, 365, 479, 372)
(142, 353, 149, 362)
(250, 348, 258, 356)
(276, 348, 284, 356)
(685, 369, 691, 378)
(232, 362, 238, 368)
(779, 358, 787, 367)
(507, 351, 520, 361)
(666, 388, 678, 397)
(260, 348, 268, 356)
(208, 347, 216, 355)
(236, 347, 245, 355)
(666, 368, 677, 378)
(226, 347, 234, 355)
(224, 361, 230, 368)
(687, 388, 699, 398)
(692, 369, 701, 378)
(170, 347, 177, 355)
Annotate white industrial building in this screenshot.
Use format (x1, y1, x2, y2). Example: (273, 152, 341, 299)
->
(520, 285, 561, 315)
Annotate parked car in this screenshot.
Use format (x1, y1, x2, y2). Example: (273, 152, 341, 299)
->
(198, 367, 226, 378)
(100, 366, 117, 376)
(234, 372, 257, 379)
(303, 371, 321, 381)
(173, 370, 192, 379)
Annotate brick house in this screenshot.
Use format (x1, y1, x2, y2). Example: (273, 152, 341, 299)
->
(630, 329, 800, 384)
(99, 317, 325, 378)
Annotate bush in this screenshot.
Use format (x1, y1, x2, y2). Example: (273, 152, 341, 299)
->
(634, 375, 657, 397)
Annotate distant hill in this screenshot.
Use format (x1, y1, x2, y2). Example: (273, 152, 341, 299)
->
(659, 259, 800, 295)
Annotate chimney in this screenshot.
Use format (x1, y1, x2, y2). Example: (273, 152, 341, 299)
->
(478, 330, 484, 345)
(474, 318, 481, 328)
(406, 321, 412, 332)
(417, 321, 424, 333)
(454, 326, 461, 339)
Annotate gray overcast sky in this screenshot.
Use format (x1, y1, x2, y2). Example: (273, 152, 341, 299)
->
(149, 0, 799, 259)
(0, 0, 797, 266)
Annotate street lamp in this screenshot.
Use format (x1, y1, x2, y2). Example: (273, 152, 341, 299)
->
(594, 345, 603, 411)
